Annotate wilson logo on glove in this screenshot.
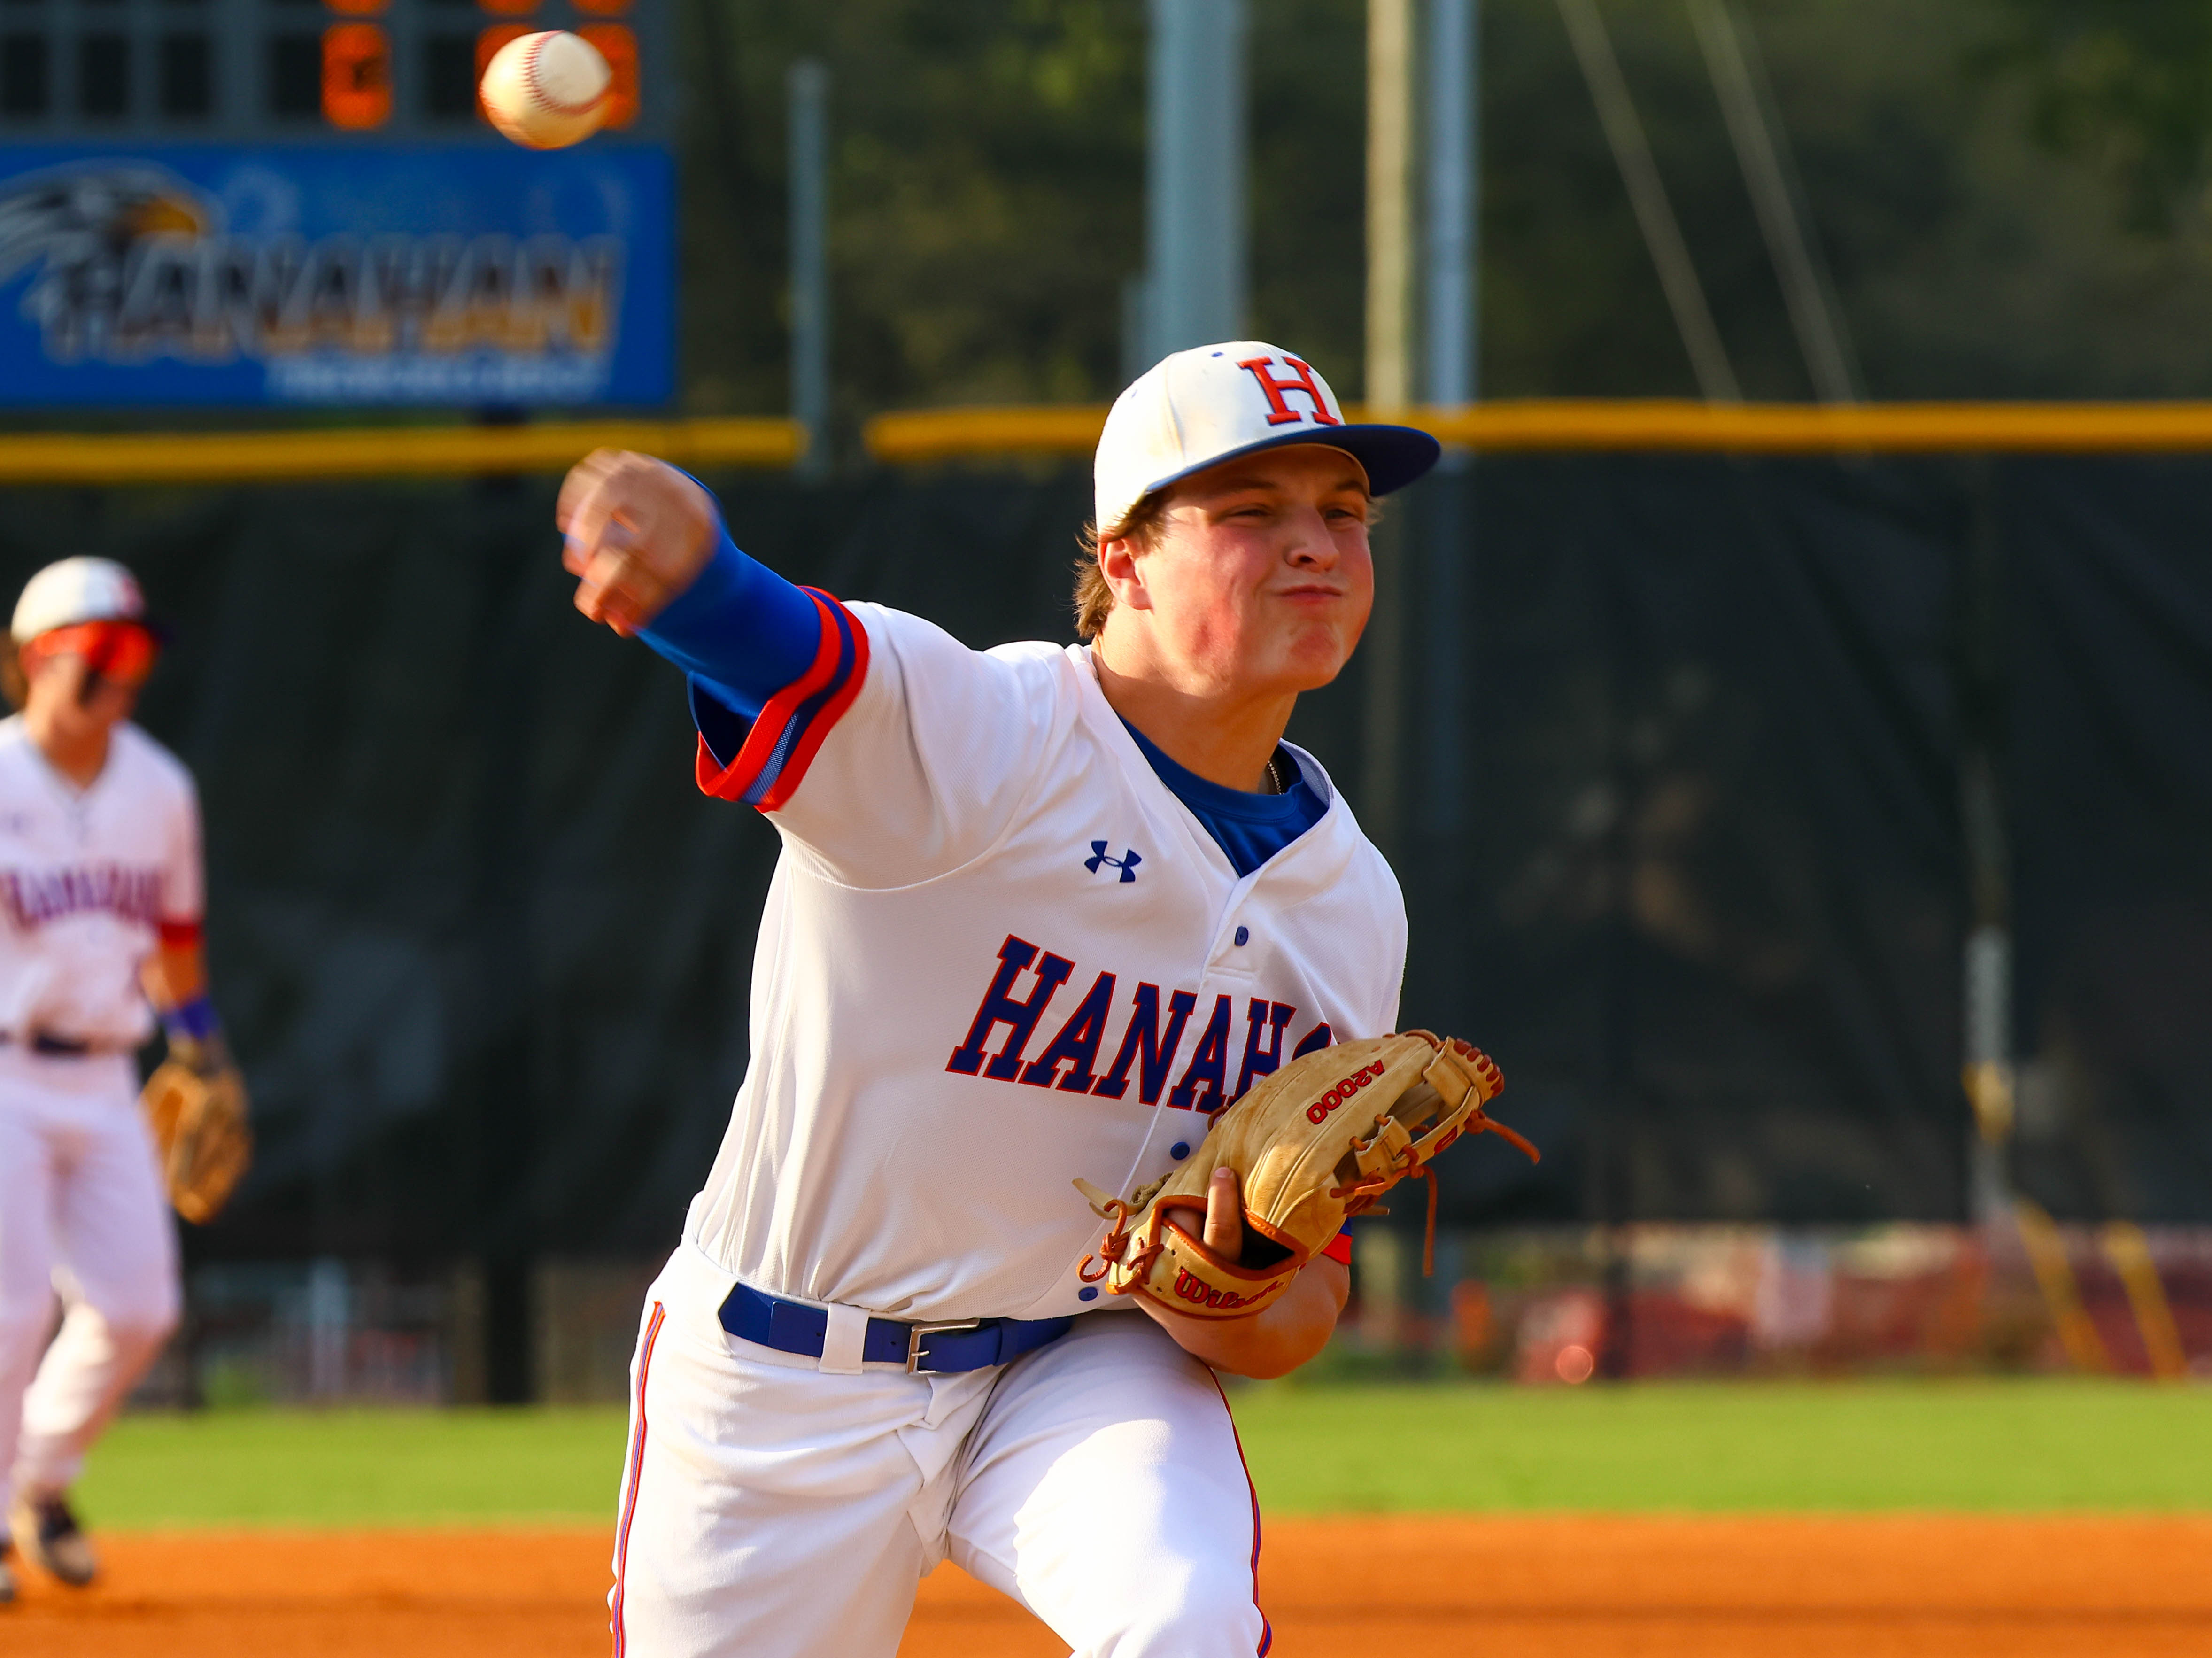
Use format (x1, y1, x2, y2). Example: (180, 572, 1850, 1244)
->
(1073, 1030, 1537, 1322)
(1172, 1269, 1284, 1312)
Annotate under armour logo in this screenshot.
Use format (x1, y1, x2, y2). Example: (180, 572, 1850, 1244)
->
(1237, 355, 1340, 428)
(1085, 841, 1142, 883)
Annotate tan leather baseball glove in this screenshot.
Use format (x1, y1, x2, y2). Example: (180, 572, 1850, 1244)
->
(141, 1054, 252, 1224)
(1075, 1031, 1536, 1321)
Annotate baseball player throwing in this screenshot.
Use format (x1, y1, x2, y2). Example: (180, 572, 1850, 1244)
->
(0, 559, 236, 1603)
(565, 344, 1462, 1655)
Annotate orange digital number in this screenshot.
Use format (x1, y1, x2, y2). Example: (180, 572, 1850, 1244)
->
(476, 0, 539, 16)
(577, 24, 638, 129)
(322, 23, 391, 130)
(323, 0, 389, 16)
(573, 0, 633, 14)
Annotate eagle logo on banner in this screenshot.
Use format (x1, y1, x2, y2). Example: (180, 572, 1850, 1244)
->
(0, 164, 217, 362)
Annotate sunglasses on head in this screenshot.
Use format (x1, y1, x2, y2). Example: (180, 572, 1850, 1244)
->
(23, 620, 160, 688)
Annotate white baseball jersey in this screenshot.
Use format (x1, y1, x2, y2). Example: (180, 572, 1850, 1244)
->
(0, 716, 201, 1050)
(683, 602, 1406, 1324)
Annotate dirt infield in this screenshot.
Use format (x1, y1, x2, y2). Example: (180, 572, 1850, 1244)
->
(5, 1515, 2210, 1656)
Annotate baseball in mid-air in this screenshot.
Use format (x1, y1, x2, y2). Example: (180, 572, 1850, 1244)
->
(480, 31, 611, 150)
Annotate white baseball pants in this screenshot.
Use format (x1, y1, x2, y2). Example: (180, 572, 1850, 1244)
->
(609, 1240, 1273, 1657)
(0, 1054, 181, 1518)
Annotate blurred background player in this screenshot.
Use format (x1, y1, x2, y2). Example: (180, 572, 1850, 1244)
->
(0, 558, 233, 1603)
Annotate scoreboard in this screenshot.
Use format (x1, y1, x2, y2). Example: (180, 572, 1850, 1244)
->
(0, 0, 674, 408)
(0, 0, 667, 143)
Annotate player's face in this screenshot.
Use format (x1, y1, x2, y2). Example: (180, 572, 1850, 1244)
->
(22, 633, 148, 739)
(1115, 446, 1375, 697)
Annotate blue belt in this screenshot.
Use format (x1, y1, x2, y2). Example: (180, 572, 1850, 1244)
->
(718, 1280, 1075, 1374)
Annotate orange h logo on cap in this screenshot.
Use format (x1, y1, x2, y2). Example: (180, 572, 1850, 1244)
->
(1237, 356, 1340, 427)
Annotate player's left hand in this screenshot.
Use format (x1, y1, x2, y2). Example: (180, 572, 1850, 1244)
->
(1130, 1165, 1343, 1380)
(1136, 1220, 1348, 1380)
(1082, 1031, 1535, 1377)
(1200, 1166, 1245, 1258)
(557, 449, 719, 635)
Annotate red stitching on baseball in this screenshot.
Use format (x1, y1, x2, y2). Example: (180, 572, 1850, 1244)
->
(523, 34, 603, 118)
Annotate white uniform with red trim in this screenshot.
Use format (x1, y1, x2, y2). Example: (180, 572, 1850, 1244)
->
(0, 717, 198, 1521)
(611, 602, 1404, 1658)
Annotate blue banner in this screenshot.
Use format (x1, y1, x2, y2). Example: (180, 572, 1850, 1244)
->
(0, 144, 673, 408)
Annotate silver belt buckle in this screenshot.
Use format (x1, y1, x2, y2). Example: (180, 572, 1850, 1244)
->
(905, 1319, 983, 1373)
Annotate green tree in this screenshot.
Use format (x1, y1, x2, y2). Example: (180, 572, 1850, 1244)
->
(1978, 0, 2212, 232)
(674, 0, 2212, 421)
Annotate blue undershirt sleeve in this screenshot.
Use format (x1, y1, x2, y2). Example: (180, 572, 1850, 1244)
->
(634, 517, 826, 765)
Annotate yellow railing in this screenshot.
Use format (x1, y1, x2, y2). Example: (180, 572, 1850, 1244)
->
(864, 404, 1116, 463)
(866, 399, 2212, 461)
(1419, 400, 2212, 452)
(20, 401, 2212, 484)
(0, 418, 805, 485)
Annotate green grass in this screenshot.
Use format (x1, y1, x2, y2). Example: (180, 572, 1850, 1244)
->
(73, 1380, 2210, 1532)
(1233, 1379, 2212, 1514)
(76, 1407, 631, 1530)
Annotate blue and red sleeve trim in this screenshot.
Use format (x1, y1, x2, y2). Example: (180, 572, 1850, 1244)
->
(693, 589, 870, 811)
(1321, 1229, 1352, 1267)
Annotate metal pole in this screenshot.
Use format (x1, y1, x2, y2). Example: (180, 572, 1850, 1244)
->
(1366, 0, 1415, 414)
(789, 59, 830, 480)
(1362, 0, 1415, 856)
(1957, 464, 2117, 1376)
(1425, 0, 1477, 410)
(1958, 469, 2013, 1223)
(1420, 0, 1477, 844)
(1147, 0, 1248, 356)
(1687, 0, 1861, 403)
(1554, 0, 1740, 402)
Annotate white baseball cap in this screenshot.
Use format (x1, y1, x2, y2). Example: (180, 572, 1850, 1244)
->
(1093, 341, 1442, 533)
(12, 557, 150, 643)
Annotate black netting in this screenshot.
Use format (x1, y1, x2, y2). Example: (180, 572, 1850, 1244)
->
(2001, 460, 2212, 1225)
(1396, 457, 1968, 1229)
(0, 453, 2204, 1266)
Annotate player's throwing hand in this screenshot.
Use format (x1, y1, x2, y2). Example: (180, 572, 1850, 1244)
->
(556, 449, 719, 635)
